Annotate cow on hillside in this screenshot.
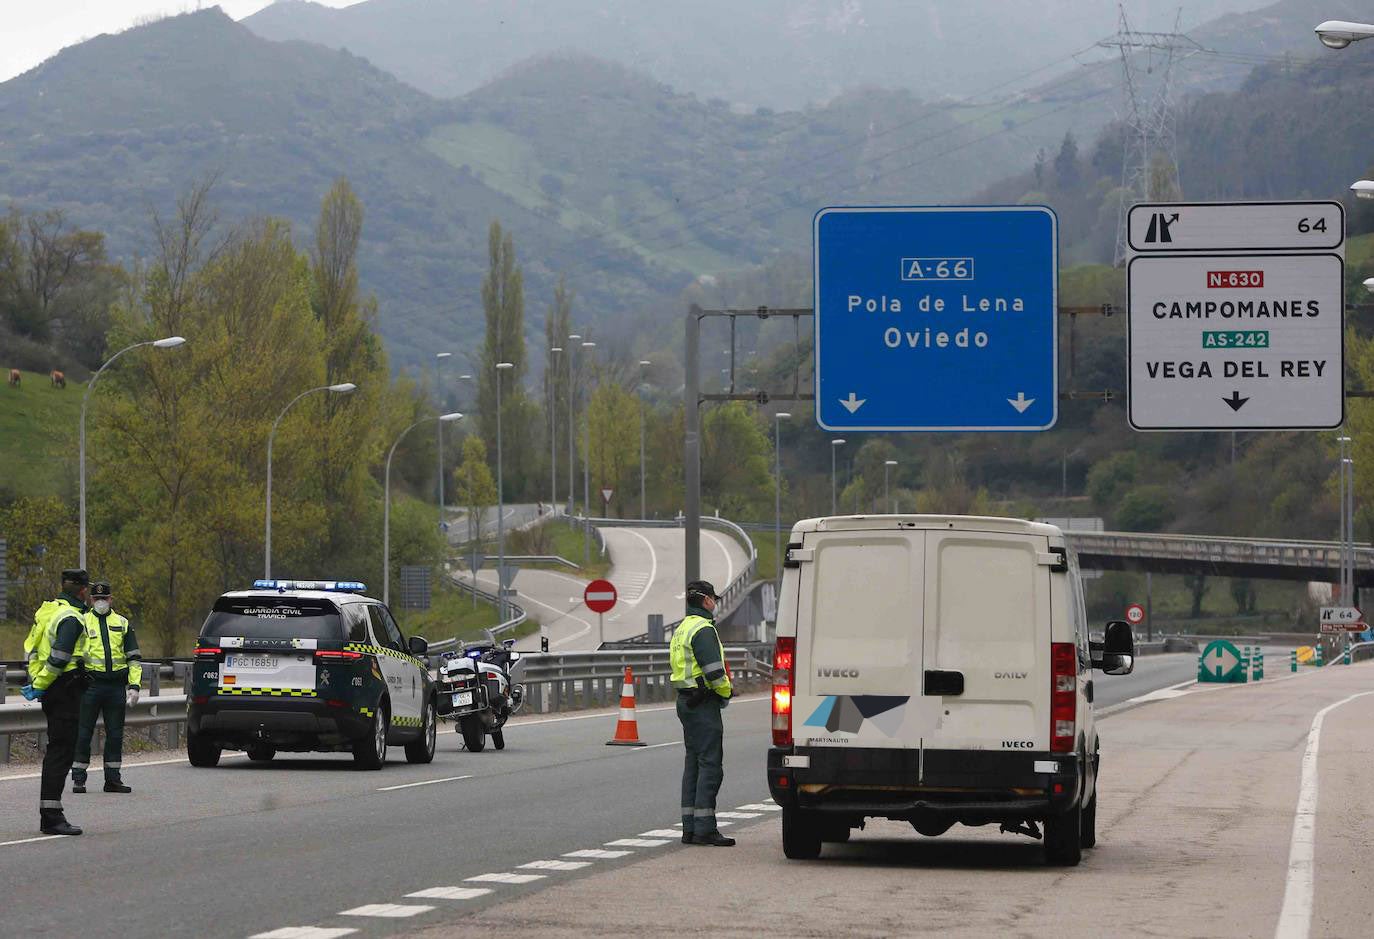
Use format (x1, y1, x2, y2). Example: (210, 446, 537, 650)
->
(7, 369, 19, 388)
(50, 369, 65, 389)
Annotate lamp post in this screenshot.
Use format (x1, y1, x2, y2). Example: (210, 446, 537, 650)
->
(384, 412, 463, 605)
(884, 460, 899, 514)
(830, 438, 846, 515)
(265, 382, 356, 579)
(549, 347, 562, 516)
(639, 359, 651, 520)
(580, 341, 596, 563)
(1315, 20, 1374, 48)
(79, 336, 187, 569)
(566, 334, 581, 518)
(496, 362, 515, 619)
(774, 412, 791, 583)
(434, 352, 452, 535)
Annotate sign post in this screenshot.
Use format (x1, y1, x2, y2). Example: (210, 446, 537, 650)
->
(1127, 201, 1345, 431)
(584, 579, 618, 648)
(813, 206, 1058, 431)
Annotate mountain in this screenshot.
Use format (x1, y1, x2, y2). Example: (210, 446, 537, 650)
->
(242, 0, 1267, 110)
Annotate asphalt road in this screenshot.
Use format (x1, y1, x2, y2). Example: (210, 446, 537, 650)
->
(447, 503, 546, 545)
(0, 652, 1213, 939)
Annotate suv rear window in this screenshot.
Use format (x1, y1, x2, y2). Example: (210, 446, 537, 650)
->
(199, 596, 344, 641)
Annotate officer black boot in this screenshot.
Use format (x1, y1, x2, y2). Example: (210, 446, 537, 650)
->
(72, 768, 87, 794)
(71, 783, 86, 794)
(39, 811, 83, 836)
(104, 779, 132, 793)
(691, 830, 736, 847)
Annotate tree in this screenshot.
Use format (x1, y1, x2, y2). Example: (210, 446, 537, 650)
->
(1115, 485, 1175, 532)
(453, 435, 497, 544)
(543, 276, 573, 500)
(476, 220, 536, 495)
(1183, 574, 1209, 619)
(1053, 132, 1079, 190)
(701, 403, 773, 519)
(583, 382, 639, 516)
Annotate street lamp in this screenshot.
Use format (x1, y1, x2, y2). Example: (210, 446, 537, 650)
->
(774, 412, 791, 583)
(1350, 180, 1374, 200)
(638, 359, 651, 520)
(884, 460, 899, 514)
(265, 382, 356, 579)
(580, 341, 596, 562)
(384, 412, 462, 605)
(1363, 277, 1374, 293)
(80, 335, 187, 568)
(566, 334, 581, 518)
(1315, 20, 1374, 48)
(830, 439, 846, 515)
(434, 352, 452, 534)
(549, 347, 563, 517)
(496, 362, 515, 619)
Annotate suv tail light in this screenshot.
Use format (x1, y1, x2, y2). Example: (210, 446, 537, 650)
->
(771, 637, 796, 747)
(315, 650, 363, 663)
(194, 646, 221, 661)
(1051, 642, 1076, 753)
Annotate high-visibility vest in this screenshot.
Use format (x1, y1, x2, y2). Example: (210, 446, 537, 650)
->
(670, 615, 732, 698)
(82, 610, 142, 685)
(25, 598, 86, 684)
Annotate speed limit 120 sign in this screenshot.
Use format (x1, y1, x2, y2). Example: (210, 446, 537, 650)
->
(1125, 604, 1146, 625)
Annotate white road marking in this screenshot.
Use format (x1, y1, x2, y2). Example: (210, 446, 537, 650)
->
(715, 811, 762, 819)
(631, 741, 681, 751)
(511, 692, 766, 728)
(1275, 690, 1374, 939)
(736, 803, 781, 811)
(339, 904, 433, 918)
(406, 887, 493, 900)
(376, 774, 472, 792)
(0, 835, 65, 848)
(639, 829, 683, 838)
(0, 752, 248, 783)
(251, 928, 358, 938)
(703, 530, 735, 587)
(564, 849, 632, 859)
(605, 838, 671, 847)
(466, 872, 546, 884)
(519, 859, 592, 871)
(617, 528, 658, 606)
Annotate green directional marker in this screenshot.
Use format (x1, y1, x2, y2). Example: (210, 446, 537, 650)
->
(1198, 639, 1245, 683)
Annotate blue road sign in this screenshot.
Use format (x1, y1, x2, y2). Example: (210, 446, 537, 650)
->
(814, 206, 1058, 431)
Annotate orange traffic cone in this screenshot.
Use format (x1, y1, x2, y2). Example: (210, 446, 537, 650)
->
(606, 665, 647, 746)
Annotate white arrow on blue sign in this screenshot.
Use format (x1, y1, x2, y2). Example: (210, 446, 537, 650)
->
(813, 205, 1058, 431)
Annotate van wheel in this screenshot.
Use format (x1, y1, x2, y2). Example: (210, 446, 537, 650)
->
(353, 705, 388, 770)
(1044, 802, 1083, 866)
(460, 716, 486, 752)
(781, 807, 823, 860)
(405, 699, 437, 764)
(1080, 792, 1097, 849)
(187, 733, 221, 768)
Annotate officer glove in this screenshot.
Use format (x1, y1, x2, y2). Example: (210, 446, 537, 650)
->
(126, 687, 139, 707)
(20, 684, 44, 702)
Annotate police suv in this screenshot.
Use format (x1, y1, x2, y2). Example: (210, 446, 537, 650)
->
(767, 516, 1135, 865)
(187, 580, 436, 770)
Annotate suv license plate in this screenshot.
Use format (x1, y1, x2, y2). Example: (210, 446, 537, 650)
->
(228, 655, 278, 670)
(452, 691, 474, 707)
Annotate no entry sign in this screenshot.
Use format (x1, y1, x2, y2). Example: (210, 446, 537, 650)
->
(584, 579, 618, 613)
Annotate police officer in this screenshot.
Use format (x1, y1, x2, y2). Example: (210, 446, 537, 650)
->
(72, 582, 141, 794)
(670, 579, 735, 846)
(20, 569, 92, 836)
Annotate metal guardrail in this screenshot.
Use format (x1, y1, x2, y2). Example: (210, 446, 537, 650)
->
(431, 577, 527, 653)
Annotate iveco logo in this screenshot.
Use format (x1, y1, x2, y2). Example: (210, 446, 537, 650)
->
(994, 671, 1028, 679)
(817, 667, 860, 678)
(1002, 740, 1035, 749)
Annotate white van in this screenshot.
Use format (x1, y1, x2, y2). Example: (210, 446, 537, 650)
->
(766, 515, 1135, 866)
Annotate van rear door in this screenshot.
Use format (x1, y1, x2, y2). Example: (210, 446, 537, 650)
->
(920, 529, 1052, 752)
(792, 527, 939, 750)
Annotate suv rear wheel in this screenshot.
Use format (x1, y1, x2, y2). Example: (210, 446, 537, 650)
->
(187, 732, 221, 768)
(405, 699, 437, 764)
(353, 704, 389, 770)
(781, 807, 822, 860)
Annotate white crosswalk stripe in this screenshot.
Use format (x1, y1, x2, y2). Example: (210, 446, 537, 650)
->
(251, 929, 358, 938)
(405, 887, 493, 900)
(564, 848, 632, 859)
(605, 838, 671, 847)
(339, 904, 433, 918)
(519, 859, 593, 871)
(465, 872, 546, 884)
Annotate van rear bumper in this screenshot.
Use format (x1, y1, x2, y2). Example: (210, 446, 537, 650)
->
(767, 746, 1081, 821)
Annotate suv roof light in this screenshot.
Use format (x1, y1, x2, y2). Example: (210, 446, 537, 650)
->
(251, 579, 367, 593)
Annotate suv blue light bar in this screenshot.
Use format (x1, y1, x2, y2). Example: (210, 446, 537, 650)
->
(252, 580, 367, 593)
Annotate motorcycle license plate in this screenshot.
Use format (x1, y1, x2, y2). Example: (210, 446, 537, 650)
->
(452, 692, 474, 707)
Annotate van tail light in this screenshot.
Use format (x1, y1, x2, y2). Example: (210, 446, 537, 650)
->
(194, 646, 221, 661)
(1051, 642, 1077, 753)
(315, 650, 363, 663)
(771, 637, 796, 747)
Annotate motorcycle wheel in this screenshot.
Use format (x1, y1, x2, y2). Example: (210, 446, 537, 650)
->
(459, 715, 486, 752)
(492, 729, 505, 750)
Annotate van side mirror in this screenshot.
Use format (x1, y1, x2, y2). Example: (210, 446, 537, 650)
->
(408, 636, 429, 657)
(1090, 620, 1135, 675)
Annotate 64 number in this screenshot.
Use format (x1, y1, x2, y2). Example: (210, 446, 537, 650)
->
(1297, 217, 1328, 234)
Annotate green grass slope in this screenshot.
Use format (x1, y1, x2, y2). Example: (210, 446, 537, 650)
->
(0, 370, 83, 498)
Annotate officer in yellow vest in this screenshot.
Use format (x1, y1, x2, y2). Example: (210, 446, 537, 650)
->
(670, 579, 735, 846)
(20, 568, 92, 836)
(72, 582, 142, 794)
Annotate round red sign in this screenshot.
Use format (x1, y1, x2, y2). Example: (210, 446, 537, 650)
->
(584, 579, 618, 614)
(1125, 603, 1146, 625)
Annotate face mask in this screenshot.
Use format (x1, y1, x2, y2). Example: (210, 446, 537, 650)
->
(93, 601, 111, 615)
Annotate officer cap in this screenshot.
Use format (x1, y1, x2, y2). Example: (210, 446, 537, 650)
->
(61, 568, 90, 587)
(90, 581, 112, 598)
(686, 579, 720, 602)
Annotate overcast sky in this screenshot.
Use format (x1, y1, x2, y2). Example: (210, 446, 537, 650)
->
(1, 1, 361, 82)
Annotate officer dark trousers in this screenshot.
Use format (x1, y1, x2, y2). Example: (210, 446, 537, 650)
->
(73, 678, 127, 786)
(39, 672, 87, 821)
(678, 694, 725, 834)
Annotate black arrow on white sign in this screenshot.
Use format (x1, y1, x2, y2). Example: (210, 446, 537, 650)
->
(1222, 391, 1250, 412)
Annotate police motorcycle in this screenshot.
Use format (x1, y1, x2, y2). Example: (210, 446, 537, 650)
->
(436, 633, 528, 751)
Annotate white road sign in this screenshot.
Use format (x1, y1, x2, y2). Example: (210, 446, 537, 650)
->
(1320, 606, 1362, 625)
(1127, 200, 1346, 431)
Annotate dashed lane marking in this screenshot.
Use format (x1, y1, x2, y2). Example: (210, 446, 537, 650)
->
(339, 904, 433, 918)
(519, 860, 593, 871)
(605, 838, 671, 847)
(640, 829, 682, 838)
(0, 835, 64, 848)
(405, 887, 493, 900)
(564, 849, 632, 859)
(631, 741, 681, 751)
(250, 929, 358, 938)
(736, 803, 781, 811)
(376, 774, 472, 792)
(716, 811, 762, 819)
(465, 872, 546, 884)
(0, 752, 249, 783)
